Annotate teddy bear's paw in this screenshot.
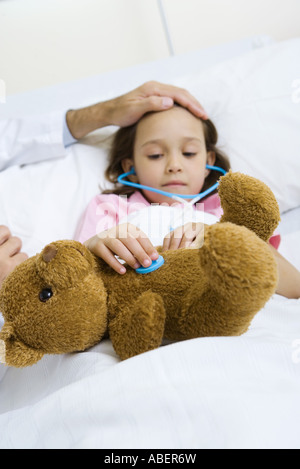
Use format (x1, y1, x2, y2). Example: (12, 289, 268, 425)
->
(0, 332, 44, 368)
(201, 222, 278, 312)
(218, 171, 280, 241)
(109, 291, 166, 360)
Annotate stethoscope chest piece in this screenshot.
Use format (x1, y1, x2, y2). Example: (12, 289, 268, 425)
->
(135, 255, 165, 274)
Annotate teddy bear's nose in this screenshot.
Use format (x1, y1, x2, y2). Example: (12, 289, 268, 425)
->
(42, 244, 58, 262)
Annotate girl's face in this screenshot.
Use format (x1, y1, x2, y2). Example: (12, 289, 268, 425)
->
(123, 106, 215, 204)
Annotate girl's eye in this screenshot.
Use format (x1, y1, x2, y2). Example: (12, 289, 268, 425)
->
(183, 152, 196, 157)
(148, 154, 163, 160)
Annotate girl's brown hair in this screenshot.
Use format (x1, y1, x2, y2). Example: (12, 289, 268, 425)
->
(102, 112, 231, 199)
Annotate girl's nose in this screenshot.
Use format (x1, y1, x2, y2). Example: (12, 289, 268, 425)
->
(166, 154, 183, 173)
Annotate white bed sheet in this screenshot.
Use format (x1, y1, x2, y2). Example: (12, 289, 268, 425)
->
(0, 278, 299, 449)
(1, 37, 300, 450)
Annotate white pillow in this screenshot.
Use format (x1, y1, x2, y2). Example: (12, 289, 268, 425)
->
(174, 38, 300, 213)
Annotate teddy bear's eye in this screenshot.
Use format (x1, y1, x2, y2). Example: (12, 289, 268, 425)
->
(39, 288, 53, 302)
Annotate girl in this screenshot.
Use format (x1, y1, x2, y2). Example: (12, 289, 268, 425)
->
(76, 105, 300, 299)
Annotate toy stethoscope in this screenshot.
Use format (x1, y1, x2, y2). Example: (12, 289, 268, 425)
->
(118, 164, 227, 204)
(117, 164, 227, 273)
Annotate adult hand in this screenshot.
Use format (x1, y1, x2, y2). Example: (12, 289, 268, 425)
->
(66, 81, 208, 139)
(103, 81, 208, 127)
(0, 226, 28, 289)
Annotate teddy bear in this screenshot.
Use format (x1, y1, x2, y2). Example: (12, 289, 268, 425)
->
(0, 171, 280, 368)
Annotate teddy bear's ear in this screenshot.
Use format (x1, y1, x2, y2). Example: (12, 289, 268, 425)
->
(0, 323, 44, 368)
(37, 240, 97, 289)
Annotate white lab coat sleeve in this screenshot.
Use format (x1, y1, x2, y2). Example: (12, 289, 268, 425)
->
(0, 110, 67, 171)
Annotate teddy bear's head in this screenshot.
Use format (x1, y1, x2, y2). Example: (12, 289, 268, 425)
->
(0, 240, 108, 368)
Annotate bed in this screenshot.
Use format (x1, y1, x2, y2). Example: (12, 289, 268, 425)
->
(0, 36, 300, 449)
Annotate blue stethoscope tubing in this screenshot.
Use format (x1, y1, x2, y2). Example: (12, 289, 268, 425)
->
(117, 164, 227, 201)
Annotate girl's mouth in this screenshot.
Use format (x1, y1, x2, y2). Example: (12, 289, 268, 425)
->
(163, 181, 186, 187)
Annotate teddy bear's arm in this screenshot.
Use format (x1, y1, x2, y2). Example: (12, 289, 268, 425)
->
(172, 222, 278, 340)
(218, 171, 281, 242)
(109, 291, 166, 360)
(197, 222, 278, 335)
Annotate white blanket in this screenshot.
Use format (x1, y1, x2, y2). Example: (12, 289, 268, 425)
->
(0, 293, 299, 449)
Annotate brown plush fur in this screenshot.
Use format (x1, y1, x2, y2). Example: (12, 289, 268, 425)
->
(0, 172, 280, 367)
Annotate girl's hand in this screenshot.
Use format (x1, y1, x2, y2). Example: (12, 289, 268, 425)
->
(162, 222, 205, 252)
(84, 223, 159, 274)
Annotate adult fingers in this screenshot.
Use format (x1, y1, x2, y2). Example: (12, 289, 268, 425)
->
(140, 81, 208, 119)
(0, 225, 11, 245)
(0, 250, 28, 287)
(0, 235, 23, 257)
(108, 81, 208, 127)
(7, 251, 28, 267)
(133, 95, 174, 116)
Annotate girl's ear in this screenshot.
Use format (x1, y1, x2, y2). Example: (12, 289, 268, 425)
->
(121, 158, 134, 173)
(205, 151, 216, 177)
(121, 158, 138, 182)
